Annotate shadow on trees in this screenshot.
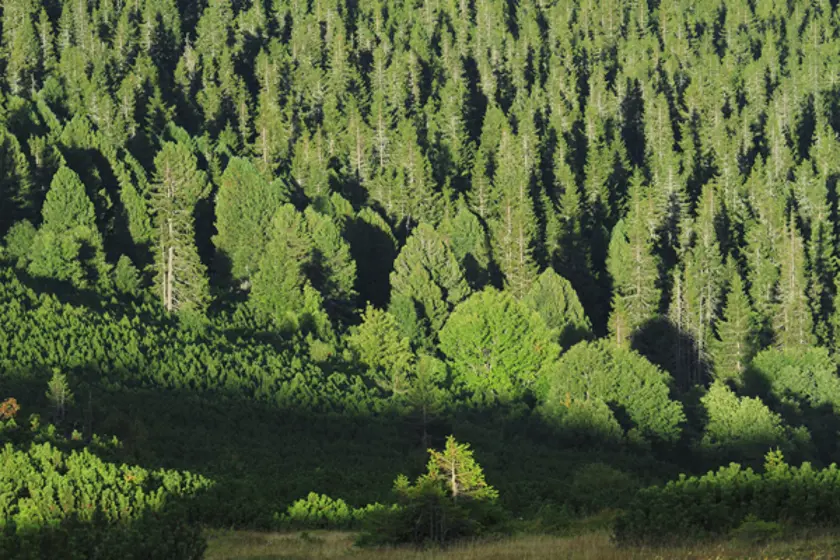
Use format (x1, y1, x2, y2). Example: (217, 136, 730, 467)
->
(743, 366, 840, 467)
(631, 317, 712, 392)
(2, 365, 680, 532)
(0, 497, 207, 560)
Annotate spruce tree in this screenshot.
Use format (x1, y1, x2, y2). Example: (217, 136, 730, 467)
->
(773, 219, 815, 349)
(213, 157, 289, 285)
(607, 175, 661, 345)
(712, 263, 758, 383)
(28, 166, 108, 288)
(390, 223, 471, 349)
(150, 142, 211, 314)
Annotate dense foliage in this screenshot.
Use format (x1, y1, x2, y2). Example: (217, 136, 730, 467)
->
(4, 0, 840, 552)
(615, 451, 840, 544)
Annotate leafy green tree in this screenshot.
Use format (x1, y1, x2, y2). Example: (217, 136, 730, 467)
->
(390, 223, 470, 349)
(150, 142, 211, 314)
(213, 157, 289, 284)
(522, 269, 592, 348)
(700, 381, 797, 464)
(541, 341, 685, 443)
(438, 288, 558, 404)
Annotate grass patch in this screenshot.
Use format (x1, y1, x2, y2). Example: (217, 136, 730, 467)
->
(205, 529, 840, 559)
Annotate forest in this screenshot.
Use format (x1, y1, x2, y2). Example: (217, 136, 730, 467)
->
(4, 0, 840, 557)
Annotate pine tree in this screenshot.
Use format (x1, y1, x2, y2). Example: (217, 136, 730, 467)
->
(304, 207, 358, 322)
(425, 436, 499, 502)
(250, 204, 313, 328)
(150, 142, 211, 314)
(712, 263, 758, 383)
(347, 305, 415, 396)
(0, 126, 34, 235)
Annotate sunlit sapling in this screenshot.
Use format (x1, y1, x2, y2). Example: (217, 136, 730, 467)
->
(362, 436, 500, 546)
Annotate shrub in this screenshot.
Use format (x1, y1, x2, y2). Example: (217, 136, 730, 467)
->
(614, 451, 840, 544)
(274, 493, 357, 529)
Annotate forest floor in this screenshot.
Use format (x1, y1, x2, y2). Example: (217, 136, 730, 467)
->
(204, 529, 840, 559)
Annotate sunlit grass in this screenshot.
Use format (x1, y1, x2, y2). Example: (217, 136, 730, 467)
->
(205, 529, 840, 559)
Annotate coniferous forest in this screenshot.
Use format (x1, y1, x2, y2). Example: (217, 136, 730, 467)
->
(7, 0, 840, 557)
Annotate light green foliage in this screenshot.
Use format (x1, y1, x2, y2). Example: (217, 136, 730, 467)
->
(750, 347, 840, 410)
(2, 219, 36, 266)
(522, 269, 592, 348)
(28, 166, 108, 289)
(347, 305, 415, 396)
(542, 341, 685, 442)
(275, 493, 358, 529)
(616, 451, 840, 544)
(113, 255, 141, 296)
(390, 223, 470, 348)
(213, 157, 289, 283)
(700, 381, 796, 461)
(251, 204, 314, 330)
(0, 440, 210, 558)
(439, 289, 558, 404)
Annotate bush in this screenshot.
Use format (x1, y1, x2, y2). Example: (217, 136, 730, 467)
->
(274, 493, 358, 529)
(614, 451, 840, 544)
